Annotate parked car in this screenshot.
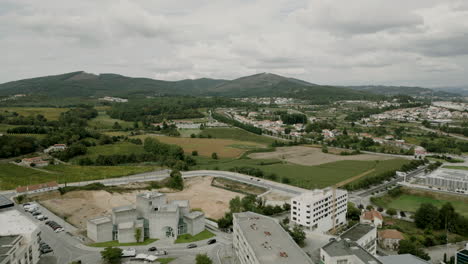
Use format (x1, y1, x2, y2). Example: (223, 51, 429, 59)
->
(41, 248, 53, 254)
(187, 244, 197, 249)
(154, 250, 167, 256)
(148, 247, 157, 251)
(207, 239, 216, 245)
(32, 211, 41, 216)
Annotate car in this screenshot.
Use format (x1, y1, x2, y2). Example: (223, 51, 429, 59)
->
(32, 211, 41, 216)
(22, 203, 31, 207)
(155, 250, 167, 256)
(41, 248, 53, 254)
(187, 244, 197, 249)
(207, 239, 216, 245)
(148, 247, 157, 251)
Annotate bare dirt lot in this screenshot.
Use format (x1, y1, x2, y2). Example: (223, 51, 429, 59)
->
(38, 176, 243, 229)
(249, 146, 392, 166)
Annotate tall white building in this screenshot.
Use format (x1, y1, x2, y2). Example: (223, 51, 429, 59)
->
(0, 209, 41, 264)
(291, 188, 348, 233)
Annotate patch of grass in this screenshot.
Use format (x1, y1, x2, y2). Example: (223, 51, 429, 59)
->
(88, 238, 158, 247)
(158, 258, 176, 264)
(71, 142, 146, 162)
(174, 230, 215, 244)
(200, 127, 278, 145)
(212, 177, 267, 195)
(443, 166, 468, 171)
(178, 128, 201, 138)
(0, 107, 69, 120)
(87, 111, 136, 129)
(0, 163, 159, 190)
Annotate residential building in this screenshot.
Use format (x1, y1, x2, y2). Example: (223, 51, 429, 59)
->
(340, 224, 377, 255)
(291, 188, 348, 233)
(414, 146, 427, 159)
(98, 96, 128, 103)
(20, 157, 49, 167)
(320, 238, 383, 264)
(233, 212, 313, 264)
(424, 168, 468, 193)
(0, 209, 41, 264)
(360, 210, 383, 228)
(44, 144, 67, 154)
(16, 181, 59, 195)
(456, 243, 468, 264)
(379, 254, 430, 264)
(87, 192, 205, 243)
(378, 229, 404, 250)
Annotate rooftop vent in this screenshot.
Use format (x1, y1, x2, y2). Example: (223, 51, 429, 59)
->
(279, 252, 288, 258)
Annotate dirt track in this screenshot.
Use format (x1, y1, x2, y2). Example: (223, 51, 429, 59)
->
(249, 146, 392, 166)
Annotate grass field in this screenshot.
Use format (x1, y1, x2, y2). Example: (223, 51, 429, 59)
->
(157, 258, 176, 264)
(443, 166, 468, 171)
(71, 142, 146, 162)
(372, 188, 468, 217)
(200, 127, 277, 145)
(0, 107, 69, 120)
(87, 111, 137, 129)
(0, 164, 159, 190)
(193, 157, 409, 189)
(88, 238, 157, 247)
(174, 230, 215, 244)
(133, 135, 266, 158)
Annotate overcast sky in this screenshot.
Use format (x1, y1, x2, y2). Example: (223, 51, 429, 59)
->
(1, 0, 468, 87)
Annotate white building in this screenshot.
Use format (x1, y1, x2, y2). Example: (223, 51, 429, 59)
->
(44, 144, 66, 154)
(320, 238, 383, 264)
(360, 210, 383, 228)
(340, 224, 377, 255)
(87, 192, 206, 243)
(99, 96, 128, 103)
(233, 212, 313, 264)
(0, 209, 41, 264)
(291, 188, 348, 233)
(424, 168, 468, 193)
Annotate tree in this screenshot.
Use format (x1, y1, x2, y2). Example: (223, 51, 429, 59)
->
(438, 202, 456, 230)
(386, 208, 397, 217)
(346, 203, 361, 221)
(112, 122, 122, 130)
(229, 196, 242, 213)
(398, 240, 430, 261)
(167, 170, 184, 190)
(366, 205, 374, 211)
(101, 247, 123, 264)
(288, 225, 306, 247)
(211, 152, 218, 159)
(195, 253, 213, 264)
(414, 203, 440, 229)
(134, 228, 142, 242)
(192, 150, 198, 156)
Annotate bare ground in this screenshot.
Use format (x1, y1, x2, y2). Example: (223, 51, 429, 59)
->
(249, 146, 392, 166)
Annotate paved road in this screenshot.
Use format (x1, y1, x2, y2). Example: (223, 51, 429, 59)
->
(420, 126, 468, 141)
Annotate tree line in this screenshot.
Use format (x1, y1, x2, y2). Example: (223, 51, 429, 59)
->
(212, 112, 262, 135)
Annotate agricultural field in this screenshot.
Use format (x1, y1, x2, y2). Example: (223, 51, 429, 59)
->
(200, 127, 277, 145)
(372, 188, 468, 217)
(71, 142, 146, 162)
(0, 163, 159, 190)
(193, 156, 409, 189)
(133, 135, 266, 158)
(87, 111, 136, 129)
(249, 146, 394, 166)
(0, 107, 69, 120)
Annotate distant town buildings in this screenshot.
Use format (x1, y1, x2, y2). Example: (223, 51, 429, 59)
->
(233, 211, 313, 264)
(20, 157, 49, 167)
(44, 144, 67, 154)
(291, 188, 348, 233)
(99, 96, 128, 103)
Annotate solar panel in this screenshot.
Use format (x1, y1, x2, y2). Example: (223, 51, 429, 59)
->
(0, 195, 14, 210)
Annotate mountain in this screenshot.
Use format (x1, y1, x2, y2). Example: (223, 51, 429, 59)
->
(346, 85, 460, 97)
(0, 71, 380, 103)
(432, 86, 468, 96)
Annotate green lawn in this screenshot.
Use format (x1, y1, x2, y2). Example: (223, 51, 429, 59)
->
(174, 230, 215, 244)
(0, 164, 159, 190)
(71, 142, 146, 162)
(200, 127, 277, 145)
(443, 166, 468, 171)
(372, 192, 468, 217)
(88, 238, 157, 247)
(158, 258, 176, 264)
(193, 157, 409, 189)
(87, 111, 136, 129)
(0, 107, 69, 120)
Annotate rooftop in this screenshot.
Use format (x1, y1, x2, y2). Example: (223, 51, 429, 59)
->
(112, 205, 135, 213)
(137, 192, 164, 200)
(378, 229, 404, 240)
(322, 239, 382, 264)
(0, 195, 14, 209)
(340, 224, 376, 242)
(184, 211, 204, 220)
(361, 210, 383, 221)
(234, 212, 313, 264)
(0, 209, 38, 240)
(88, 216, 111, 225)
(379, 254, 430, 264)
(170, 200, 189, 208)
(427, 168, 468, 182)
(293, 188, 347, 203)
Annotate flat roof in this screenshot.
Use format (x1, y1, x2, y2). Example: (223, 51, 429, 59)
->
(0, 209, 38, 240)
(293, 188, 347, 203)
(137, 192, 164, 199)
(340, 224, 375, 242)
(89, 216, 111, 225)
(112, 205, 135, 213)
(184, 211, 204, 220)
(0, 195, 14, 209)
(379, 254, 429, 264)
(234, 212, 313, 264)
(322, 239, 382, 264)
(170, 200, 189, 208)
(427, 168, 468, 182)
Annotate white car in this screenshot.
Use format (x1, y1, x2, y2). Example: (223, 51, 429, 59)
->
(121, 248, 136, 257)
(54, 228, 64, 233)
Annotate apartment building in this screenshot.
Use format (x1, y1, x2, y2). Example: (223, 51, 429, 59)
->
(0, 209, 41, 264)
(291, 188, 348, 233)
(233, 212, 313, 264)
(340, 224, 377, 255)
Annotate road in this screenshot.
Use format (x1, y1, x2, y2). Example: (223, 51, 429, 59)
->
(420, 126, 468, 141)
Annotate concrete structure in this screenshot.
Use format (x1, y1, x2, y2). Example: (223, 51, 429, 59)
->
(233, 212, 313, 264)
(87, 192, 205, 243)
(424, 168, 468, 193)
(456, 243, 468, 264)
(378, 229, 404, 250)
(20, 157, 49, 167)
(44, 144, 67, 154)
(340, 224, 377, 255)
(0, 209, 41, 264)
(320, 238, 382, 264)
(291, 188, 348, 233)
(16, 181, 59, 195)
(379, 254, 429, 264)
(87, 216, 113, 243)
(360, 210, 383, 228)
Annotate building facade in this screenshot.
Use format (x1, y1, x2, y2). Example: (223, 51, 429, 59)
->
(291, 188, 348, 233)
(424, 168, 468, 193)
(340, 224, 377, 255)
(378, 229, 404, 250)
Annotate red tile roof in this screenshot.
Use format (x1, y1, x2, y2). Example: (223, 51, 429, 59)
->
(379, 229, 404, 240)
(361, 210, 383, 221)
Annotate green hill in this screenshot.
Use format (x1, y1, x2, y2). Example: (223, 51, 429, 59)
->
(346, 85, 460, 97)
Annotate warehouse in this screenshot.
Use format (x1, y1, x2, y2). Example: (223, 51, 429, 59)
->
(424, 168, 468, 193)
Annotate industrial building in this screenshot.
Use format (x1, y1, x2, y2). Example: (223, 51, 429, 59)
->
(290, 188, 348, 233)
(87, 192, 205, 243)
(424, 168, 468, 193)
(233, 212, 313, 264)
(0, 209, 41, 264)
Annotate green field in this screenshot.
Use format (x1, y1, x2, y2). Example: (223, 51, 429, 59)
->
(372, 190, 468, 217)
(87, 111, 136, 129)
(174, 230, 215, 244)
(157, 258, 176, 264)
(193, 157, 409, 189)
(443, 166, 468, 171)
(0, 164, 159, 190)
(72, 142, 146, 162)
(0, 107, 69, 120)
(200, 127, 277, 145)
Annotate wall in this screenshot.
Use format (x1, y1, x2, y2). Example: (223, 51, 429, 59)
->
(118, 227, 136, 243)
(185, 216, 205, 236)
(233, 219, 260, 264)
(147, 210, 179, 239)
(112, 209, 137, 225)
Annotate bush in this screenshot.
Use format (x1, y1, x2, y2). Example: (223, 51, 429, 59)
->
(192, 150, 198, 156)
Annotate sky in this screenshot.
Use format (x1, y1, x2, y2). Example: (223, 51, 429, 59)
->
(1, 0, 468, 87)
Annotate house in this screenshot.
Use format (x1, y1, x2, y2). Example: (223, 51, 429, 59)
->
(378, 229, 404, 250)
(360, 210, 383, 228)
(20, 157, 49, 167)
(44, 144, 67, 153)
(414, 146, 427, 159)
(16, 181, 59, 194)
